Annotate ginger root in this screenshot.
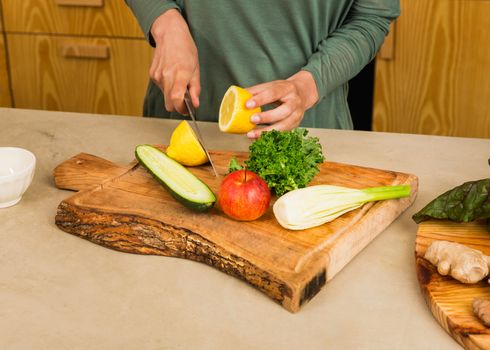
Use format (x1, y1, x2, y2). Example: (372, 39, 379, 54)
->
(473, 298, 490, 327)
(424, 240, 490, 284)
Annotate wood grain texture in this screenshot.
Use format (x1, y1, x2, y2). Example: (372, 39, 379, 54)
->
(378, 21, 396, 60)
(7, 33, 153, 116)
(0, 3, 10, 107)
(54, 0, 103, 7)
(373, 0, 490, 138)
(2, 0, 142, 37)
(54, 149, 418, 312)
(59, 42, 110, 59)
(0, 33, 12, 108)
(53, 153, 137, 191)
(416, 220, 490, 350)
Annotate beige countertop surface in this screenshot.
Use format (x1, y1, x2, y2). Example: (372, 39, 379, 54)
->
(1, 107, 489, 350)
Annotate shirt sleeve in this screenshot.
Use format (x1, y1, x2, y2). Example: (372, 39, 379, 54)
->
(125, 0, 181, 46)
(302, 0, 400, 99)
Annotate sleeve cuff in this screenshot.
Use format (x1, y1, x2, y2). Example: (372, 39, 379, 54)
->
(127, 1, 181, 47)
(301, 63, 326, 102)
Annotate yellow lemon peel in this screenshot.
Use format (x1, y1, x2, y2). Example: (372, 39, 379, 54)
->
(166, 120, 209, 166)
(219, 85, 261, 134)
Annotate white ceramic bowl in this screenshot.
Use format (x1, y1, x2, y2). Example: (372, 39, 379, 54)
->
(0, 147, 36, 208)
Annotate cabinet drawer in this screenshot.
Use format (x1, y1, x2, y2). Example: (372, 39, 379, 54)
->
(2, 0, 143, 37)
(8, 33, 153, 116)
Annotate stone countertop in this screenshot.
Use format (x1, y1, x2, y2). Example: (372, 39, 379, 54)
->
(1, 107, 489, 350)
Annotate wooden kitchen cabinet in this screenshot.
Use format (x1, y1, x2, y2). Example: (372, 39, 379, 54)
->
(2, 0, 154, 116)
(2, 0, 142, 37)
(0, 11, 13, 108)
(8, 34, 152, 116)
(373, 0, 490, 138)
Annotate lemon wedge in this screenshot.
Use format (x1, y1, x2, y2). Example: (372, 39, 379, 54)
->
(218, 85, 261, 134)
(166, 120, 209, 166)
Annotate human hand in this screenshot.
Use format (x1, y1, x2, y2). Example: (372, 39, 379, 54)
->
(150, 9, 200, 114)
(245, 70, 319, 139)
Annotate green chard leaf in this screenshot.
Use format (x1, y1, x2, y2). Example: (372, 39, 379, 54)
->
(244, 128, 325, 196)
(412, 178, 490, 224)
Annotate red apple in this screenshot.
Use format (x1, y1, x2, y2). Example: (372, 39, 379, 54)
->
(218, 169, 271, 221)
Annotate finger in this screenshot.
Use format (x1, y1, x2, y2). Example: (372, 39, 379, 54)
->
(247, 111, 302, 139)
(162, 73, 176, 112)
(149, 62, 159, 85)
(163, 92, 174, 112)
(247, 82, 292, 109)
(246, 123, 285, 139)
(252, 101, 297, 125)
(170, 71, 193, 115)
(245, 82, 276, 109)
(162, 78, 175, 112)
(246, 120, 289, 139)
(188, 67, 201, 109)
(150, 57, 172, 111)
(245, 81, 275, 95)
(149, 52, 163, 85)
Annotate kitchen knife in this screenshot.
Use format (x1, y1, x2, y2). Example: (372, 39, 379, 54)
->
(183, 89, 219, 177)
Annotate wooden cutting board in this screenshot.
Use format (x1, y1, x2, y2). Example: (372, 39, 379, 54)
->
(415, 220, 490, 349)
(54, 148, 418, 312)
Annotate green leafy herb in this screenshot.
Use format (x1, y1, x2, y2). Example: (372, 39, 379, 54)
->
(412, 179, 490, 224)
(229, 128, 325, 196)
(227, 157, 244, 173)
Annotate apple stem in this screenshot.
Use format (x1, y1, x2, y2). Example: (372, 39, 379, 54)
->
(244, 167, 247, 182)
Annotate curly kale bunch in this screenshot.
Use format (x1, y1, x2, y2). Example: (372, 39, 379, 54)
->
(229, 128, 325, 196)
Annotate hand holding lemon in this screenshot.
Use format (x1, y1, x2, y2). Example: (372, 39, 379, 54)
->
(166, 73, 319, 166)
(219, 71, 318, 138)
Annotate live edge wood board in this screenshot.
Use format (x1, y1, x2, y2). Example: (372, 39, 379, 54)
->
(416, 221, 490, 350)
(54, 148, 418, 313)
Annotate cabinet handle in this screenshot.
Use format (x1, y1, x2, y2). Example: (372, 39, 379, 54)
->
(53, 0, 103, 7)
(379, 21, 396, 60)
(60, 43, 110, 60)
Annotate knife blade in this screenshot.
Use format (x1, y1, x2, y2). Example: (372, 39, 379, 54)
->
(183, 89, 219, 177)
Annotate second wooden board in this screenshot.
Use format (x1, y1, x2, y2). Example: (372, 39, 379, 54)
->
(416, 220, 490, 350)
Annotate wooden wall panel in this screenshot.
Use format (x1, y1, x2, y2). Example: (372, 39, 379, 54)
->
(0, 0, 12, 108)
(8, 34, 153, 116)
(373, 0, 490, 138)
(2, 0, 143, 37)
(0, 34, 12, 108)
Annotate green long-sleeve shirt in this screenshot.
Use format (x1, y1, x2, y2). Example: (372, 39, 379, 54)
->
(125, 0, 399, 129)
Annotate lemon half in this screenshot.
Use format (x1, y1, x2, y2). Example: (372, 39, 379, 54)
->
(166, 120, 209, 166)
(218, 85, 261, 134)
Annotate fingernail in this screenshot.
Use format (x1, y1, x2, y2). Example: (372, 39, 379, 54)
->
(247, 131, 255, 139)
(251, 115, 260, 123)
(246, 100, 256, 109)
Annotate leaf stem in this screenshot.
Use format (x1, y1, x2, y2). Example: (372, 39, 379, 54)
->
(362, 185, 411, 202)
